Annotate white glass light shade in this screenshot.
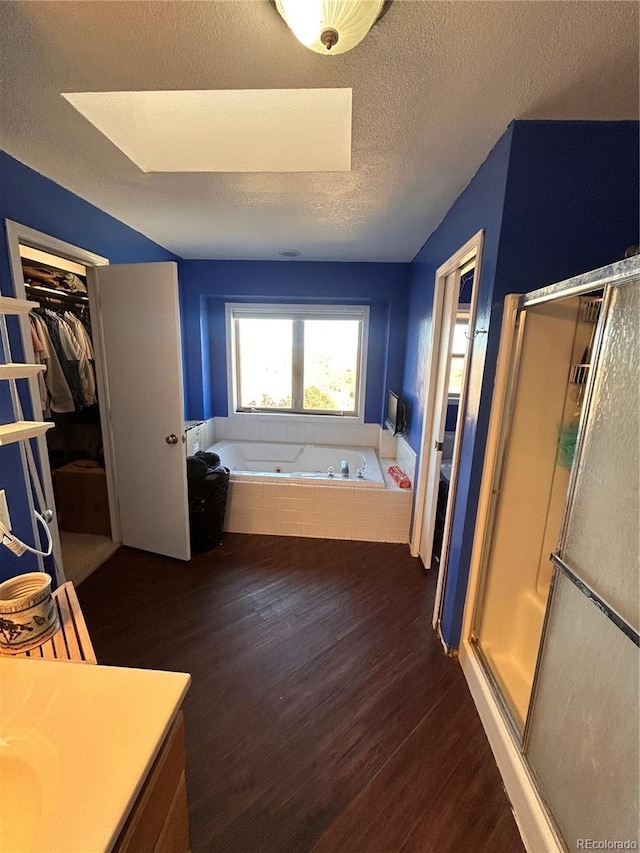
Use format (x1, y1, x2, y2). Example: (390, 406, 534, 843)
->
(275, 0, 385, 56)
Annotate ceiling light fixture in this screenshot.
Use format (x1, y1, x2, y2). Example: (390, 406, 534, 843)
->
(274, 0, 390, 56)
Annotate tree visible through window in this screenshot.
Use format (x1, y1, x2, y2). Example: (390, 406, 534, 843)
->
(229, 306, 367, 416)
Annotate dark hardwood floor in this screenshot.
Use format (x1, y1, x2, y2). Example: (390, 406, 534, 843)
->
(77, 534, 525, 853)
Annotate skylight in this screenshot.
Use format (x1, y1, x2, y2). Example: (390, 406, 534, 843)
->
(62, 89, 352, 173)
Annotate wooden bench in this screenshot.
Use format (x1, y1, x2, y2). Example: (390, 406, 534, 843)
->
(0, 580, 97, 664)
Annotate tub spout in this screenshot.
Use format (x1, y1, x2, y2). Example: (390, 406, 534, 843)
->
(341, 460, 350, 478)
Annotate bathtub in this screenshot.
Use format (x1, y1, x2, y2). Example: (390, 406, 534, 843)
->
(208, 439, 413, 543)
(209, 440, 385, 488)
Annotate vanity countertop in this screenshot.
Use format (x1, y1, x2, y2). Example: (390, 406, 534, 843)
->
(0, 656, 190, 852)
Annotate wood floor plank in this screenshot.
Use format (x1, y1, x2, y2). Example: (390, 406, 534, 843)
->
(397, 728, 523, 853)
(310, 676, 474, 853)
(77, 533, 524, 853)
(189, 624, 453, 846)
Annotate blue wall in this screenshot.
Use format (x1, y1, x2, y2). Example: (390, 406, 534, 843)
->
(0, 152, 177, 580)
(402, 127, 513, 449)
(496, 120, 640, 292)
(403, 121, 640, 649)
(179, 260, 411, 424)
(439, 119, 639, 649)
(401, 126, 513, 652)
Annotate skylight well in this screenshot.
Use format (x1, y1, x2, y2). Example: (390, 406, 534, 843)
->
(62, 89, 352, 173)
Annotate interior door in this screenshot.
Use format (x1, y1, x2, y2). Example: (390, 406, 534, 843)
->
(90, 262, 190, 561)
(431, 265, 480, 628)
(418, 269, 460, 567)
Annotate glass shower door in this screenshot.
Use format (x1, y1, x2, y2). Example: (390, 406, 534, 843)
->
(525, 276, 640, 849)
(471, 294, 589, 732)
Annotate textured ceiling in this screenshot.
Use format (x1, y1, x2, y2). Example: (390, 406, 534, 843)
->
(0, 1, 638, 262)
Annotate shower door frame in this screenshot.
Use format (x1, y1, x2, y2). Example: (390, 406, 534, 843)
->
(457, 256, 640, 853)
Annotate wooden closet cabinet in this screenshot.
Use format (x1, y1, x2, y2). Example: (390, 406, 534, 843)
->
(114, 712, 190, 853)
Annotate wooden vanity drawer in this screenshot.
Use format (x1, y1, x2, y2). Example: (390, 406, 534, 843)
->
(114, 711, 189, 852)
(156, 773, 189, 853)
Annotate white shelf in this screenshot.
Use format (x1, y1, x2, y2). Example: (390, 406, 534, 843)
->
(0, 363, 46, 381)
(0, 421, 54, 445)
(0, 295, 38, 315)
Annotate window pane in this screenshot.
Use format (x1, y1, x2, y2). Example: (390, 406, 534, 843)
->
(237, 318, 292, 409)
(303, 320, 359, 412)
(448, 355, 465, 396)
(452, 320, 468, 355)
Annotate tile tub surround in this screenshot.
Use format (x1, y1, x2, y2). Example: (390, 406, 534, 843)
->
(396, 435, 417, 483)
(223, 478, 412, 543)
(211, 430, 415, 543)
(185, 419, 216, 456)
(212, 416, 387, 450)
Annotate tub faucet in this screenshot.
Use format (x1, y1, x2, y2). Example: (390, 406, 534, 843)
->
(341, 460, 349, 478)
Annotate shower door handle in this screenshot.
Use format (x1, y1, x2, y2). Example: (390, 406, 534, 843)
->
(434, 440, 444, 451)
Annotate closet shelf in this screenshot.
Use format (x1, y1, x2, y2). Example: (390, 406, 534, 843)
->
(0, 363, 46, 381)
(0, 295, 38, 315)
(580, 297, 602, 323)
(0, 421, 54, 445)
(569, 364, 589, 385)
(25, 283, 89, 304)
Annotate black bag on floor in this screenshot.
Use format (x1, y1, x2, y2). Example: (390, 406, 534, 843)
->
(186, 455, 229, 552)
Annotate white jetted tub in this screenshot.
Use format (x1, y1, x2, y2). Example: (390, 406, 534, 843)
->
(209, 440, 385, 488)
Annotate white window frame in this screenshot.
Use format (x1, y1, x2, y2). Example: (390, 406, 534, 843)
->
(225, 303, 369, 422)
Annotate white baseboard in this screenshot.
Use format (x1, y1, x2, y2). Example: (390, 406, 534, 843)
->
(459, 642, 563, 853)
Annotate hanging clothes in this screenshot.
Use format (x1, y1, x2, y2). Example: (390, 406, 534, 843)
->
(63, 312, 96, 406)
(30, 313, 75, 414)
(30, 319, 50, 418)
(39, 310, 98, 406)
(25, 268, 98, 415)
(36, 309, 84, 407)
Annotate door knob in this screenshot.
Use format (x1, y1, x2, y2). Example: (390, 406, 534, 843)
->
(166, 434, 179, 445)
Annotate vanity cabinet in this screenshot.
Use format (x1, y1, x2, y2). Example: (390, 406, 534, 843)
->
(0, 653, 191, 852)
(114, 712, 189, 853)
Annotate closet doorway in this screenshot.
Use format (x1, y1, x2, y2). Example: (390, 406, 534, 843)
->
(6, 225, 117, 585)
(5, 220, 192, 579)
(409, 230, 483, 642)
(20, 246, 119, 582)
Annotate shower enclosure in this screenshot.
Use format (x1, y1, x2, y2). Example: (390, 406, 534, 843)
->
(460, 256, 639, 851)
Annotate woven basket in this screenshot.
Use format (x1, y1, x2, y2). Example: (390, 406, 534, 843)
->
(188, 467, 230, 551)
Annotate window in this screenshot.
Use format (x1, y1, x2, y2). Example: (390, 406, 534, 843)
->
(448, 307, 470, 398)
(227, 304, 369, 417)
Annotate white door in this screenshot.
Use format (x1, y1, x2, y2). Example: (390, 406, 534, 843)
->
(418, 269, 461, 567)
(90, 262, 191, 561)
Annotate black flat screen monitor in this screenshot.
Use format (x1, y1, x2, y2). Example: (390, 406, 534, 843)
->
(384, 389, 407, 435)
(385, 390, 404, 435)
